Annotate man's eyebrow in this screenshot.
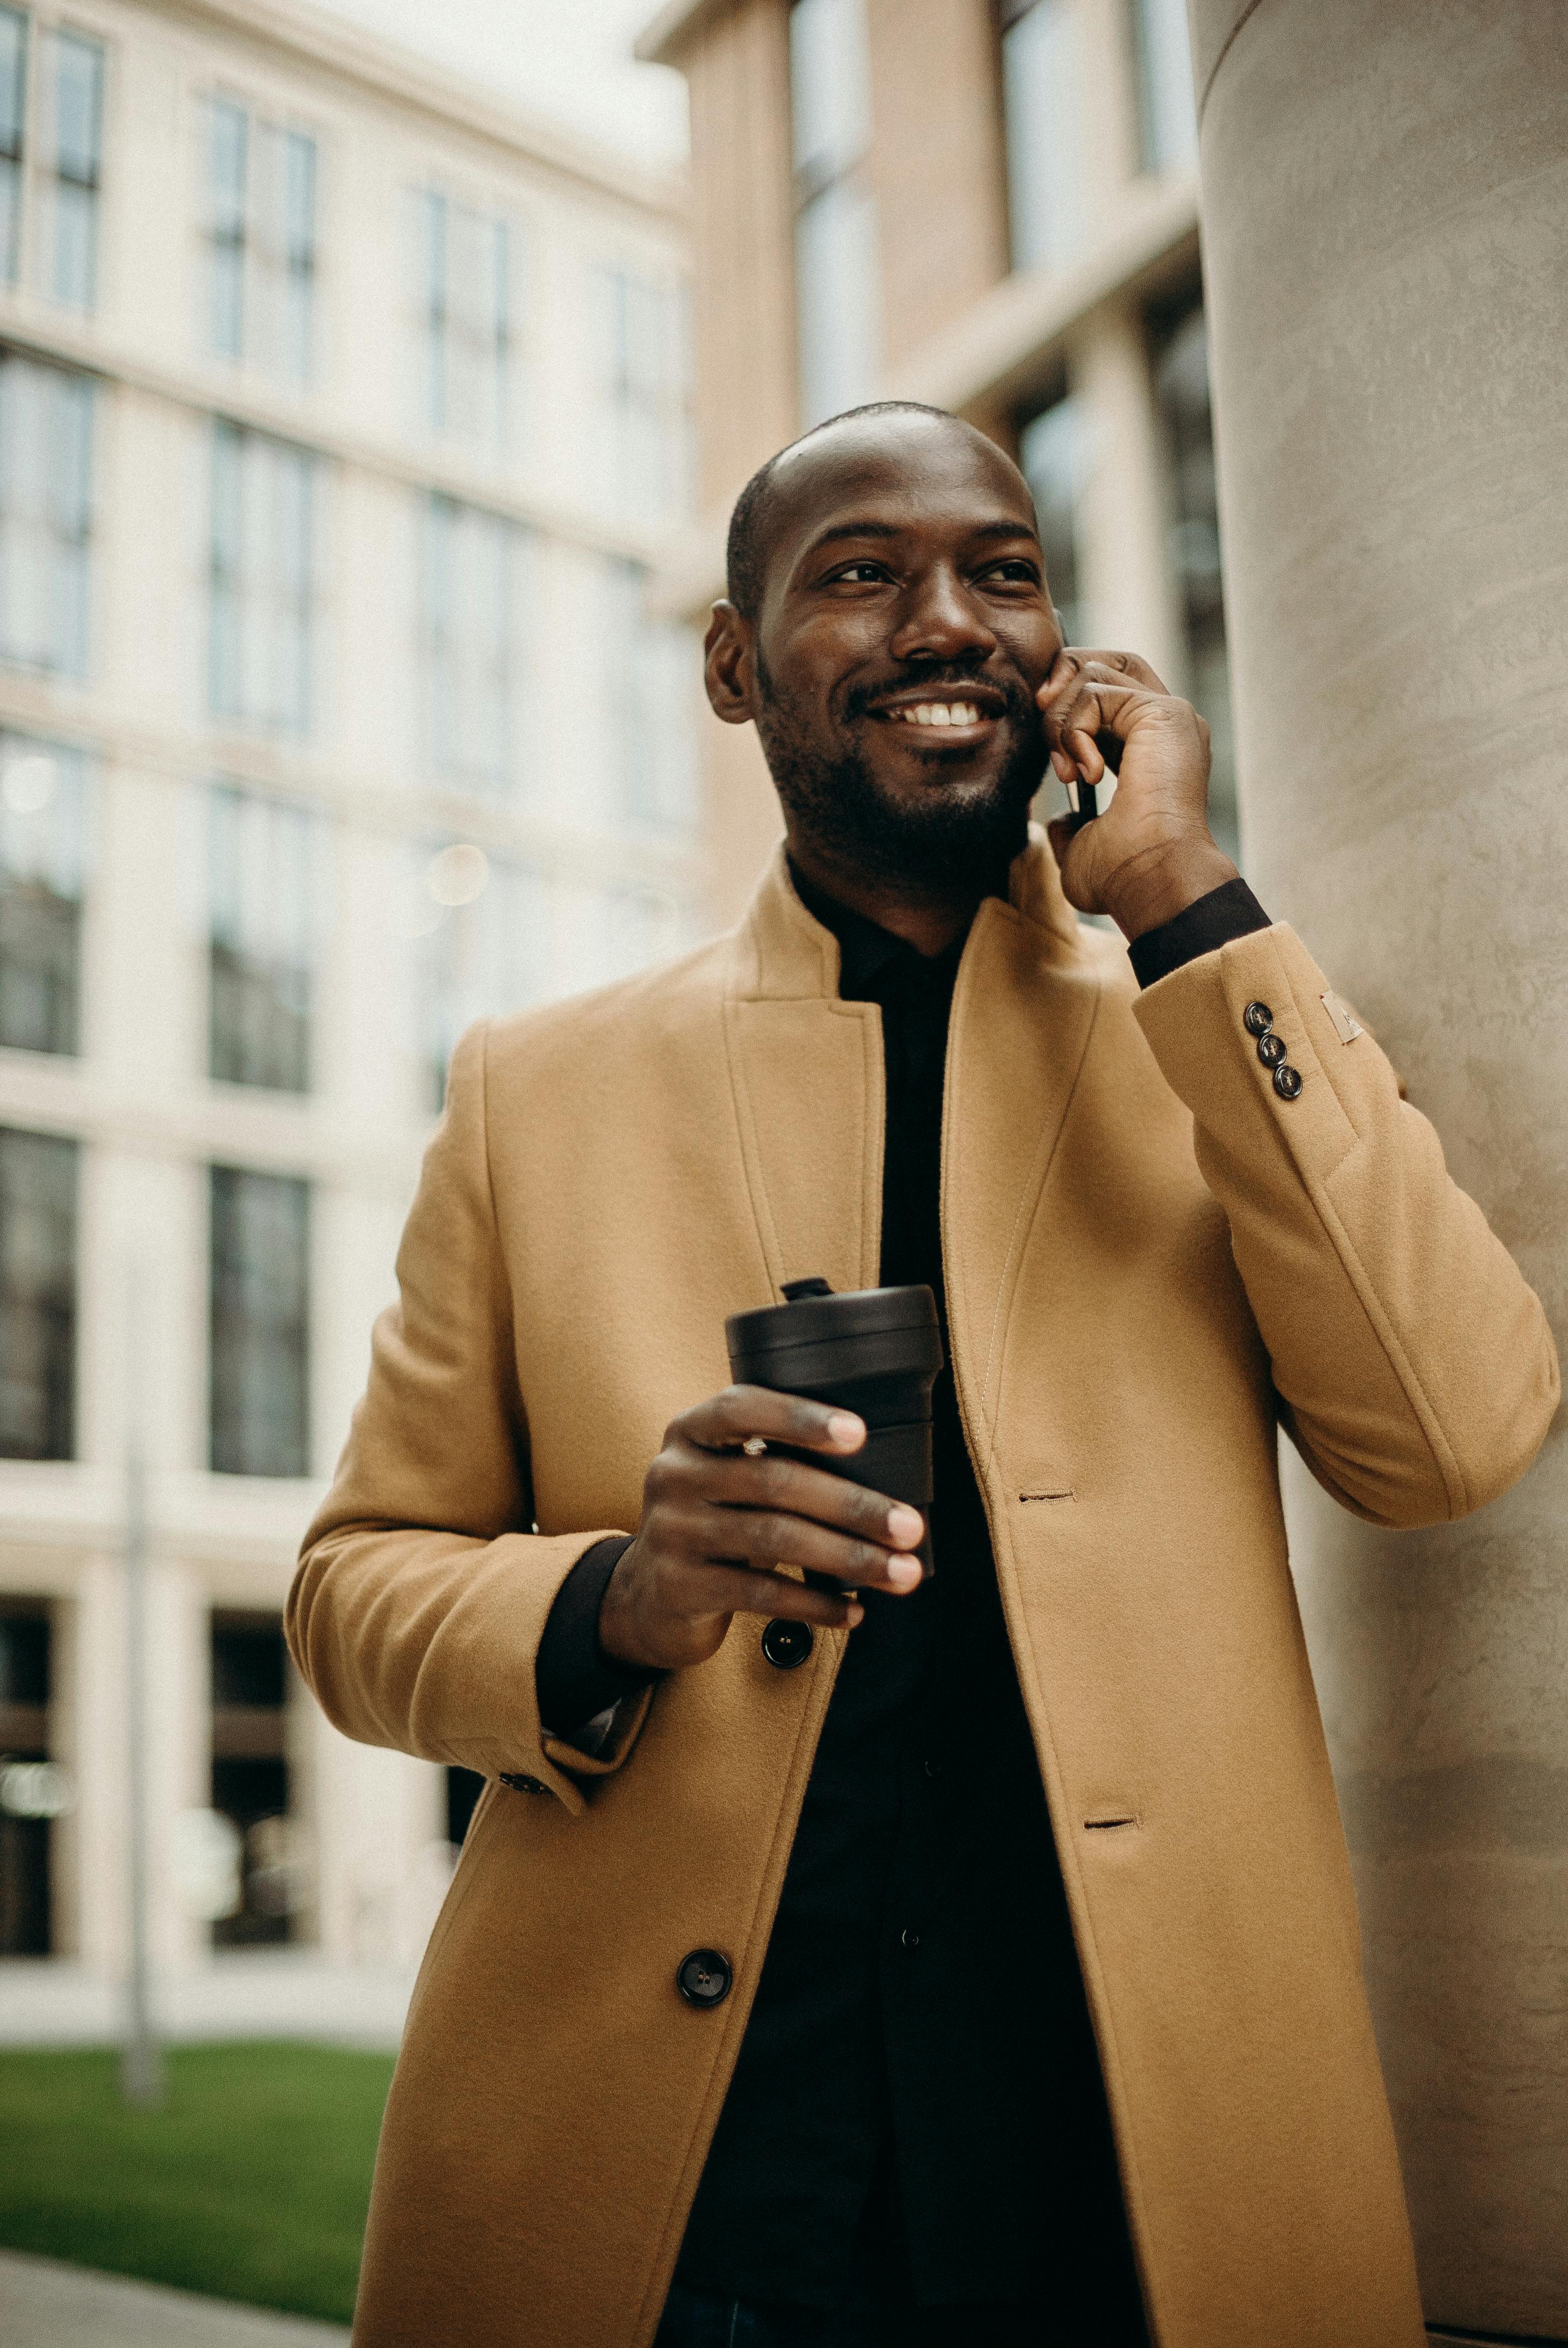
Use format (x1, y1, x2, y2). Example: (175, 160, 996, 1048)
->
(797, 514, 1042, 564)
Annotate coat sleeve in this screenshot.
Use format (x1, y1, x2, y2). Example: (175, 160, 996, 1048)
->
(286, 1022, 652, 1815)
(1132, 922, 1559, 1528)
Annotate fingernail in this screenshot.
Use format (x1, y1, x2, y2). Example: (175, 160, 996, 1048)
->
(846, 1603, 864, 1626)
(888, 1505, 923, 1546)
(828, 1413, 865, 1447)
(886, 1557, 922, 1590)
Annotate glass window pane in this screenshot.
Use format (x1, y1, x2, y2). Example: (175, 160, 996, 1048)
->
(0, 8, 25, 158)
(208, 783, 313, 1092)
(1019, 394, 1087, 643)
(0, 733, 87, 1055)
(209, 1166, 310, 1478)
(795, 179, 880, 425)
(1151, 297, 1237, 863)
(790, 0, 871, 183)
(0, 1126, 77, 1461)
(421, 493, 524, 794)
(208, 423, 314, 737)
(0, 354, 94, 678)
(1131, 0, 1198, 174)
(1002, 0, 1083, 273)
(422, 851, 546, 1110)
(53, 34, 101, 186)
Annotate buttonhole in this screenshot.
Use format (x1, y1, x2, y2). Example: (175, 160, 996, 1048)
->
(1084, 1814, 1138, 1831)
(1019, 1489, 1074, 1503)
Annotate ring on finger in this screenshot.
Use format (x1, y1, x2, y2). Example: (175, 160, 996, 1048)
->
(741, 1435, 768, 1458)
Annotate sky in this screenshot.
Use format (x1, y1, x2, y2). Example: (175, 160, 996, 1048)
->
(314, 0, 689, 171)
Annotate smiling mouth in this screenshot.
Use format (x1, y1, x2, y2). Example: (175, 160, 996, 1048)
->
(870, 696, 1000, 732)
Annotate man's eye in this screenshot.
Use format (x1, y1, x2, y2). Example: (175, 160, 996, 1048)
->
(983, 560, 1040, 584)
(832, 562, 891, 584)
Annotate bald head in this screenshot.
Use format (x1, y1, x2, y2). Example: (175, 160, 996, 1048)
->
(725, 403, 1034, 621)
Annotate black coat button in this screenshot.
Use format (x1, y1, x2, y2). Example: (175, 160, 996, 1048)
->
(761, 1619, 813, 1670)
(1256, 1032, 1287, 1069)
(677, 1949, 732, 2007)
(1273, 1063, 1303, 1100)
(901, 1927, 921, 1950)
(500, 1773, 546, 1795)
(1243, 1001, 1274, 1036)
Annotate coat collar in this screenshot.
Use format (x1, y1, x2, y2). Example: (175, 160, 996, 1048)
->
(730, 826, 1086, 1005)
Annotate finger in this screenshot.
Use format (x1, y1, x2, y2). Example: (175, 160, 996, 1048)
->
(692, 1449, 925, 1549)
(1041, 678, 1147, 767)
(679, 1384, 866, 1458)
(690, 1501, 925, 1593)
(1038, 648, 1169, 702)
(672, 1559, 866, 1629)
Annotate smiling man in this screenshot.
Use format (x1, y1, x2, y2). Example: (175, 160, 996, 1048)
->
(290, 404, 1556, 2348)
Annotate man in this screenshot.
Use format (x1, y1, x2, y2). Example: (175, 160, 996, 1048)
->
(290, 403, 1557, 2348)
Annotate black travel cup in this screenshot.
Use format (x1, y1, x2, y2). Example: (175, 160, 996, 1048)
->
(725, 1277, 945, 1585)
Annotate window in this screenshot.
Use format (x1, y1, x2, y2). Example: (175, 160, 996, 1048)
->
(0, 731, 87, 1055)
(209, 420, 315, 738)
(1018, 394, 1087, 645)
(0, 1602, 53, 1956)
(790, 0, 879, 426)
(208, 784, 314, 1093)
(420, 493, 532, 797)
(209, 1166, 310, 1478)
(0, 349, 91, 679)
(597, 558, 698, 840)
(420, 845, 546, 1110)
(206, 97, 316, 388)
(1150, 295, 1237, 862)
(0, 13, 104, 312)
(210, 1610, 297, 1947)
(1129, 0, 1197, 175)
(422, 191, 510, 447)
(1000, 0, 1083, 274)
(599, 266, 687, 519)
(0, 1124, 75, 1461)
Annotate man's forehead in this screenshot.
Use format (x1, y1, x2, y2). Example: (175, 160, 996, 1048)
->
(767, 418, 1036, 571)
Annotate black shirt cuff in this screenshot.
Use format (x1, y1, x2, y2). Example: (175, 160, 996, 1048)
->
(1127, 877, 1272, 990)
(535, 1535, 657, 1739)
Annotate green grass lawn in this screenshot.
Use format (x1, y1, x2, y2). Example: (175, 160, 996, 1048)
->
(0, 2040, 394, 2324)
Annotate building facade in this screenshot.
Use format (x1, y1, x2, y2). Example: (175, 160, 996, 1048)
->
(637, 0, 1232, 925)
(0, 0, 695, 2006)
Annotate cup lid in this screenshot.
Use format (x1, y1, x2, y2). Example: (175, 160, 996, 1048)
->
(726, 1279, 938, 1365)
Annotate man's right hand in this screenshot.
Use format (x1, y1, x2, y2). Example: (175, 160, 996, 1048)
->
(597, 1386, 926, 1674)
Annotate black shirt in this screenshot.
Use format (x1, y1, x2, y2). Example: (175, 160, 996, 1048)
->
(538, 870, 1268, 2323)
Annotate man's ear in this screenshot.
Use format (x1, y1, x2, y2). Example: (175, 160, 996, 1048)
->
(704, 600, 757, 728)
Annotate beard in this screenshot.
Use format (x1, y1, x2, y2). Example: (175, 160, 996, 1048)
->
(754, 656, 1046, 896)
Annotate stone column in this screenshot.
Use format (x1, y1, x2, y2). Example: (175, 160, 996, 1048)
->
(1186, 2, 1568, 2336)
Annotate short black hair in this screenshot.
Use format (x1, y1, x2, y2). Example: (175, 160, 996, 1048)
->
(724, 400, 962, 619)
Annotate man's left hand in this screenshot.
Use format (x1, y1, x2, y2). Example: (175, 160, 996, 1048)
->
(1038, 648, 1238, 940)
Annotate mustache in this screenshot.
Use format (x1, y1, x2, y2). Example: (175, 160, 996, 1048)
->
(841, 662, 1037, 724)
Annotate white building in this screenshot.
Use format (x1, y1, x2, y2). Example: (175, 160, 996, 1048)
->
(0, 0, 697, 2022)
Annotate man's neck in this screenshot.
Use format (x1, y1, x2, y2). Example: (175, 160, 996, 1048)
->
(784, 833, 1006, 959)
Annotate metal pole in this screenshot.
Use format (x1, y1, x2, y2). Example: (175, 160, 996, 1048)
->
(121, 1264, 162, 2108)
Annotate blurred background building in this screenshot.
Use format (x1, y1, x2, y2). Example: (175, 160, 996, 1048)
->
(0, 0, 697, 2025)
(638, 0, 1232, 923)
(1, 0, 1236, 2038)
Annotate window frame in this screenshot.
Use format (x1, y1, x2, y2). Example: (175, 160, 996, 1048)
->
(200, 87, 319, 392)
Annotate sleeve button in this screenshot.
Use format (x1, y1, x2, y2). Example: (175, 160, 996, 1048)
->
(1273, 1064, 1303, 1100)
(1256, 1032, 1287, 1069)
(1243, 1001, 1274, 1037)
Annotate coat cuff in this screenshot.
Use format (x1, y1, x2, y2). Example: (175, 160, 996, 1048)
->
(1127, 877, 1272, 988)
(535, 1534, 660, 1741)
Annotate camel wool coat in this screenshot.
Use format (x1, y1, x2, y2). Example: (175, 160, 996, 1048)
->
(291, 838, 1557, 2348)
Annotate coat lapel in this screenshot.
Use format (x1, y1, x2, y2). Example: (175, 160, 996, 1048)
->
(724, 851, 884, 1301)
(941, 835, 1100, 1462)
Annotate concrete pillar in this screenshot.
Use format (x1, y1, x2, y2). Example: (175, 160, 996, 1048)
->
(1187, 3, 1568, 2336)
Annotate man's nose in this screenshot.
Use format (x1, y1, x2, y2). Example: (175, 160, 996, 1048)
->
(887, 565, 997, 665)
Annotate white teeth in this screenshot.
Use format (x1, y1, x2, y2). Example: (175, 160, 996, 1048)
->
(891, 701, 983, 726)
